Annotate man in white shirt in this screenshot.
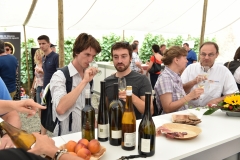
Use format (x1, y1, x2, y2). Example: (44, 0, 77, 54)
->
(130, 43, 143, 73)
(50, 33, 101, 136)
(181, 42, 238, 107)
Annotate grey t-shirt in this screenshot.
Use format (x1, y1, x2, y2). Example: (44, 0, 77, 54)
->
(105, 71, 152, 120)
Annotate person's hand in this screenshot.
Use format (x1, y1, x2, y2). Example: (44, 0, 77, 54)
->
(83, 67, 98, 82)
(207, 99, 221, 106)
(12, 99, 46, 117)
(0, 134, 15, 149)
(119, 90, 126, 102)
(28, 133, 58, 158)
(194, 75, 207, 85)
(188, 88, 204, 100)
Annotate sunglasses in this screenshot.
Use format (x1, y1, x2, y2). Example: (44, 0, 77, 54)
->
(5, 48, 10, 51)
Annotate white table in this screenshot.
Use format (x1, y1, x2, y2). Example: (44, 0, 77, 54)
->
(54, 110, 240, 160)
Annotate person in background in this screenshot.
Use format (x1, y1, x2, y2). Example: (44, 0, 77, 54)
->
(130, 43, 143, 74)
(31, 49, 44, 104)
(133, 40, 139, 45)
(50, 33, 101, 136)
(0, 40, 18, 99)
(224, 46, 240, 90)
(4, 42, 21, 100)
(37, 35, 59, 135)
(0, 77, 21, 149)
(50, 43, 57, 53)
(105, 42, 153, 119)
(183, 43, 197, 66)
(159, 44, 166, 55)
(181, 42, 238, 107)
(154, 46, 204, 114)
(146, 44, 162, 89)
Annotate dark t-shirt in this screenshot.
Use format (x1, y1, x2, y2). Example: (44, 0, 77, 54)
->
(42, 51, 59, 88)
(105, 71, 152, 120)
(0, 148, 45, 160)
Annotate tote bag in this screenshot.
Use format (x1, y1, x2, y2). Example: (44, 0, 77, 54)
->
(148, 56, 162, 74)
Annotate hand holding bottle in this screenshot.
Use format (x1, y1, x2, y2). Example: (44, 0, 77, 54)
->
(119, 90, 126, 102)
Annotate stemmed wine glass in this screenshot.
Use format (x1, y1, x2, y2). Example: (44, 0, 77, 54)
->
(88, 61, 101, 76)
(201, 66, 210, 78)
(197, 75, 205, 89)
(118, 77, 126, 91)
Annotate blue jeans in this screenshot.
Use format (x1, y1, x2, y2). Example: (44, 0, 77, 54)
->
(36, 86, 43, 104)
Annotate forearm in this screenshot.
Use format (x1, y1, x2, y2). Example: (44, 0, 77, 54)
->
(132, 94, 145, 114)
(56, 80, 88, 115)
(2, 110, 21, 128)
(162, 97, 188, 113)
(183, 79, 197, 93)
(45, 147, 83, 160)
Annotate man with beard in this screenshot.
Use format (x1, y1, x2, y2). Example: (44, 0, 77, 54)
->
(105, 42, 153, 119)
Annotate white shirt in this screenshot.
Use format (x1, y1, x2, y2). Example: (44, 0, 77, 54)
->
(181, 63, 238, 107)
(130, 52, 141, 72)
(234, 66, 240, 84)
(50, 62, 90, 136)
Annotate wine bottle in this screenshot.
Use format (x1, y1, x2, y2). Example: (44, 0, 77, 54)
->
(138, 92, 156, 157)
(121, 86, 136, 150)
(82, 89, 95, 141)
(97, 81, 109, 142)
(0, 117, 36, 151)
(109, 83, 123, 146)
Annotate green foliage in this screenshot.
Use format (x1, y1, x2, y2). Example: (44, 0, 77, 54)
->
(139, 33, 161, 63)
(95, 33, 121, 62)
(166, 36, 184, 48)
(20, 39, 36, 84)
(125, 36, 134, 44)
(63, 37, 75, 65)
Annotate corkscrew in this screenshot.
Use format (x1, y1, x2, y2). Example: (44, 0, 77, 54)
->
(117, 154, 146, 160)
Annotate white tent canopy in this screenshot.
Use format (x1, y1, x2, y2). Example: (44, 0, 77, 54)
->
(1, 0, 240, 35)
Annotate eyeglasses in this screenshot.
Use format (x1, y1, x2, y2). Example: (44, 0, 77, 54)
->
(199, 53, 216, 57)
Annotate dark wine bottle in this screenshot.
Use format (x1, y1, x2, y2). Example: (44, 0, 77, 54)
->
(138, 92, 156, 157)
(121, 86, 136, 151)
(109, 83, 123, 146)
(82, 89, 95, 141)
(97, 81, 109, 142)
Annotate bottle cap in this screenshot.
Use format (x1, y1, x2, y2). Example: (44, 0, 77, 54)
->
(0, 117, 4, 123)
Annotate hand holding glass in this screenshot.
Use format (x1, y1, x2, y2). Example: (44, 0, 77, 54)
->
(89, 61, 101, 76)
(118, 77, 126, 91)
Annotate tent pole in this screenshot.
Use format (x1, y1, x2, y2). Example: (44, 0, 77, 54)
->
(58, 0, 64, 68)
(122, 30, 125, 41)
(23, 25, 31, 96)
(199, 0, 208, 58)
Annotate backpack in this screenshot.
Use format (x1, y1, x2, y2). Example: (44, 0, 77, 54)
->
(41, 66, 93, 136)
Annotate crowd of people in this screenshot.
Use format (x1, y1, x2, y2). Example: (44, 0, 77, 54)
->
(0, 33, 239, 159)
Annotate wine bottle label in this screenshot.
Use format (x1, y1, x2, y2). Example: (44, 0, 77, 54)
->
(126, 90, 132, 96)
(112, 130, 122, 139)
(141, 138, 150, 152)
(0, 118, 4, 123)
(124, 132, 136, 147)
(98, 124, 109, 138)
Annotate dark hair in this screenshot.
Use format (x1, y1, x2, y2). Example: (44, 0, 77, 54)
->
(152, 44, 160, 53)
(72, 33, 101, 58)
(183, 43, 189, 47)
(133, 40, 139, 44)
(131, 43, 138, 50)
(234, 47, 240, 60)
(0, 40, 4, 54)
(111, 42, 133, 58)
(160, 44, 166, 48)
(199, 42, 219, 53)
(37, 35, 50, 43)
(4, 43, 13, 51)
(162, 46, 187, 65)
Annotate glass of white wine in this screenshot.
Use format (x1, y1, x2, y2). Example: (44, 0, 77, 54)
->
(89, 61, 101, 76)
(201, 66, 210, 78)
(118, 77, 126, 91)
(197, 75, 205, 89)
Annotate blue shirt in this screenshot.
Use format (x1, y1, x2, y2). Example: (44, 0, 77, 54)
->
(42, 52, 59, 88)
(187, 49, 197, 66)
(0, 54, 18, 92)
(0, 77, 11, 116)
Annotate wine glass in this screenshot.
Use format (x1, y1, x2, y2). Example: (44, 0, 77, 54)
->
(118, 77, 126, 91)
(201, 66, 210, 78)
(89, 61, 101, 76)
(197, 75, 205, 89)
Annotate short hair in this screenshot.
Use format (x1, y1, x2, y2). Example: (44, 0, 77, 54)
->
(72, 33, 101, 58)
(133, 40, 139, 44)
(183, 43, 189, 47)
(152, 44, 160, 53)
(160, 44, 166, 48)
(111, 42, 133, 58)
(34, 49, 44, 64)
(37, 35, 50, 43)
(131, 43, 138, 50)
(234, 47, 240, 60)
(199, 41, 219, 54)
(0, 40, 5, 54)
(162, 46, 187, 65)
(4, 43, 13, 51)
